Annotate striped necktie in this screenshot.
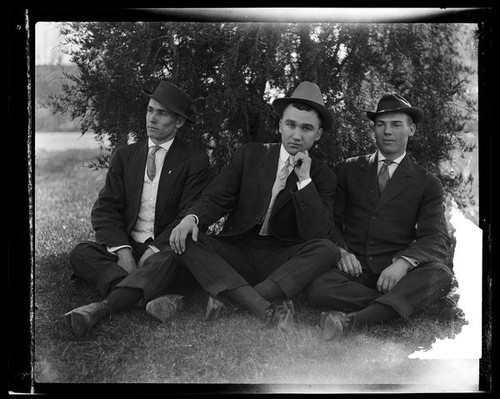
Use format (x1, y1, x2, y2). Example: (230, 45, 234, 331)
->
(147, 145, 162, 181)
(377, 159, 393, 194)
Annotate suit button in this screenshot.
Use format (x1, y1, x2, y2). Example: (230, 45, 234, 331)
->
(371, 215, 377, 220)
(369, 239, 374, 244)
(368, 256, 373, 261)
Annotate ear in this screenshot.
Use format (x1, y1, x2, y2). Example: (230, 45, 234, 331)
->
(315, 127, 324, 142)
(176, 116, 186, 129)
(278, 118, 284, 134)
(408, 123, 416, 137)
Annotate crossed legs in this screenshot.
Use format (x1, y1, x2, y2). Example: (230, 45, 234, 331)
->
(307, 261, 454, 330)
(175, 232, 340, 321)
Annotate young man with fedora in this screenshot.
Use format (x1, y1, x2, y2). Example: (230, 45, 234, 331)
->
(169, 81, 340, 332)
(307, 93, 455, 340)
(65, 81, 210, 337)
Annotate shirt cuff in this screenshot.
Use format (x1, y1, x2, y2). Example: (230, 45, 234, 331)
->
(107, 245, 132, 254)
(296, 178, 312, 190)
(186, 214, 199, 225)
(395, 256, 419, 269)
(148, 245, 160, 253)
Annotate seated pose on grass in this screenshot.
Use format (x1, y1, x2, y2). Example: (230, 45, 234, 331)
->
(64, 81, 210, 337)
(307, 93, 454, 340)
(169, 81, 340, 333)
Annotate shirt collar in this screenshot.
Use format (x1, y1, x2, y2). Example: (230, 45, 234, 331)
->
(377, 150, 406, 165)
(280, 144, 307, 163)
(148, 137, 175, 152)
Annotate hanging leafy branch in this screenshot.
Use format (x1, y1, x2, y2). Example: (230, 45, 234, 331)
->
(50, 21, 477, 205)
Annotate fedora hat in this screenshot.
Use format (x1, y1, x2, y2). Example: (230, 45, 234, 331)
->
(367, 93, 423, 124)
(142, 81, 194, 123)
(272, 81, 334, 131)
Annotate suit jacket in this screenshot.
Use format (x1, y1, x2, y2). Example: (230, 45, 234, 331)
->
(331, 152, 451, 274)
(189, 143, 336, 244)
(91, 138, 210, 251)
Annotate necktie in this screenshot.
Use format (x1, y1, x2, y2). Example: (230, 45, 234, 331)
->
(377, 159, 393, 194)
(260, 157, 292, 235)
(147, 145, 162, 181)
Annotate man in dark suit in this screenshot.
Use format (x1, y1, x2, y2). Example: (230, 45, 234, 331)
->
(169, 81, 340, 332)
(307, 93, 454, 340)
(64, 81, 210, 337)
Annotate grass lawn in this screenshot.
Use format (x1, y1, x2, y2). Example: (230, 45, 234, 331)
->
(33, 147, 474, 392)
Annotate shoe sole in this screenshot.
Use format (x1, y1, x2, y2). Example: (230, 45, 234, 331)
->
(283, 299, 295, 315)
(205, 297, 224, 321)
(321, 314, 344, 341)
(278, 309, 297, 334)
(64, 311, 90, 338)
(146, 295, 184, 322)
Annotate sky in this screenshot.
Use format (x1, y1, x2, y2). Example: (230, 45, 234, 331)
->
(35, 22, 72, 65)
(34, 8, 478, 66)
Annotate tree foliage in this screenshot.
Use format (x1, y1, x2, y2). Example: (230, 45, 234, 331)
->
(51, 21, 477, 197)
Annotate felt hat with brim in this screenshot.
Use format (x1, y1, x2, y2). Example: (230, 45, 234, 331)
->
(367, 93, 423, 124)
(142, 81, 194, 123)
(272, 81, 334, 131)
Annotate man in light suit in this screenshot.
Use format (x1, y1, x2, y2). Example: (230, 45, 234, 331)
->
(64, 81, 210, 337)
(169, 81, 340, 332)
(307, 93, 454, 340)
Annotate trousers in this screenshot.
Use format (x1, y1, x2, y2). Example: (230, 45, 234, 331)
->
(174, 228, 340, 299)
(69, 240, 195, 300)
(307, 258, 454, 318)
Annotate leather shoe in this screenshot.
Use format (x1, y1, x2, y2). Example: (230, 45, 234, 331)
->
(265, 300, 296, 334)
(320, 311, 356, 341)
(146, 294, 184, 323)
(205, 296, 239, 321)
(204, 296, 224, 321)
(64, 300, 111, 337)
(435, 296, 463, 321)
(283, 299, 295, 315)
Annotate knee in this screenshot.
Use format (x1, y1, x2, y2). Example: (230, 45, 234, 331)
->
(69, 242, 87, 264)
(69, 242, 98, 271)
(438, 263, 455, 293)
(181, 233, 207, 253)
(420, 262, 455, 296)
(309, 238, 341, 264)
(432, 262, 454, 286)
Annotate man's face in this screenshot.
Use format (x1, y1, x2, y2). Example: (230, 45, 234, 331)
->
(279, 104, 323, 155)
(373, 112, 415, 159)
(146, 98, 185, 144)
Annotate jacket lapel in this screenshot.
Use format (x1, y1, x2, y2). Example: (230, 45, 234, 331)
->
(375, 154, 415, 211)
(359, 153, 379, 208)
(155, 139, 185, 218)
(127, 143, 149, 232)
(256, 144, 281, 207)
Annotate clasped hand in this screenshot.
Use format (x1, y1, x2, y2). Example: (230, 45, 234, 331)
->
(337, 250, 411, 293)
(291, 152, 311, 182)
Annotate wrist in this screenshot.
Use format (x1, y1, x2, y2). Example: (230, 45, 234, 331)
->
(185, 214, 199, 225)
(296, 177, 312, 190)
(397, 257, 413, 272)
(339, 247, 350, 257)
(116, 247, 132, 255)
